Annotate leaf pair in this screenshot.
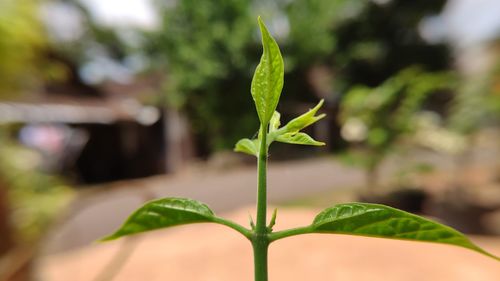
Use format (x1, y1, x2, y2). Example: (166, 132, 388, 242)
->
(269, 100, 326, 146)
(102, 197, 499, 261)
(234, 100, 326, 156)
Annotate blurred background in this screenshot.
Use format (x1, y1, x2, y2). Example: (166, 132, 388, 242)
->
(1, 0, 500, 280)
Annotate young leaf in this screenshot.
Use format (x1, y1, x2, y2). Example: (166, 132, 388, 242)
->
(275, 132, 325, 146)
(269, 111, 281, 132)
(312, 203, 499, 260)
(234, 138, 259, 157)
(101, 198, 250, 241)
(281, 99, 326, 134)
(251, 16, 284, 125)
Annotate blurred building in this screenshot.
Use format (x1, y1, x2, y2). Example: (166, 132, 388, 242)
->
(0, 0, 194, 184)
(0, 74, 192, 184)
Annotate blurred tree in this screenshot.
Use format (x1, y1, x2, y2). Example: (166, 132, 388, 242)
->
(0, 0, 46, 98)
(283, 0, 450, 96)
(40, 0, 140, 97)
(339, 68, 455, 189)
(39, 0, 453, 156)
(0, 0, 47, 265)
(445, 41, 500, 181)
(148, 0, 258, 153)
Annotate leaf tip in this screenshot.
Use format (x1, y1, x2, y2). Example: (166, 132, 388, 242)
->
(257, 15, 264, 26)
(97, 234, 117, 242)
(257, 16, 270, 38)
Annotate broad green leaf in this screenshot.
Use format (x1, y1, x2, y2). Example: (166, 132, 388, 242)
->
(102, 198, 218, 241)
(234, 138, 259, 157)
(311, 203, 499, 260)
(275, 132, 325, 146)
(251, 16, 284, 125)
(281, 99, 326, 133)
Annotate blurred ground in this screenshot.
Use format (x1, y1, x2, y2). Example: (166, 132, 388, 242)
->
(38, 207, 500, 281)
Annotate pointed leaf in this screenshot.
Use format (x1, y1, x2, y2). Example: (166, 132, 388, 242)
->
(311, 203, 499, 260)
(234, 138, 259, 157)
(282, 99, 326, 133)
(275, 132, 325, 146)
(102, 198, 218, 241)
(251, 17, 284, 125)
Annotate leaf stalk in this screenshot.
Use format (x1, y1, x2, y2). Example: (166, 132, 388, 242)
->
(253, 124, 270, 281)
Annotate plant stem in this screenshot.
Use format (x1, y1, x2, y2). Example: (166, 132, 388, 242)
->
(253, 124, 269, 281)
(212, 217, 252, 239)
(256, 125, 268, 233)
(252, 236, 269, 281)
(268, 226, 313, 242)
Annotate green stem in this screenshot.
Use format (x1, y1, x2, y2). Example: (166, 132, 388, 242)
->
(212, 217, 252, 239)
(256, 125, 268, 233)
(253, 124, 269, 281)
(252, 236, 269, 281)
(268, 226, 313, 242)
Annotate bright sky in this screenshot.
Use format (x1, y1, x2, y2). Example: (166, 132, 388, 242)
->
(443, 0, 500, 47)
(78, 0, 159, 29)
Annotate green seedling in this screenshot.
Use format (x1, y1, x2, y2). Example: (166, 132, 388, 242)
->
(102, 17, 499, 280)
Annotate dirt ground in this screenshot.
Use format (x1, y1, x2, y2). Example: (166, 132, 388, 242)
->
(37, 207, 500, 281)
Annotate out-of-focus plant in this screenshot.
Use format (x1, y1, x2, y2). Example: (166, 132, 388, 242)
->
(285, 0, 367, 67)
(149, 0, 258, 151)
(446, 45, 500, 174)
(0, 129, 72, 245)
(448, 78, 496, 137)
(149, 0, 449, 153)
(339, 68, 456, 189)
(0, 0, 46, 98)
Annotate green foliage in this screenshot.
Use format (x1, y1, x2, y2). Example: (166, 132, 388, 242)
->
(277, 99, 326, 135)
(103, 18, 498, 281)
(234, 99, 326, 157)
(147, 0, 450, 153)
(0, 130, 72, 243)
(286, 0, 367, 65)
(0, 0, 46, 98)
(151, 0, 257, 150)
(448, 55, 500, 135)
(339, 68, 455, 176)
